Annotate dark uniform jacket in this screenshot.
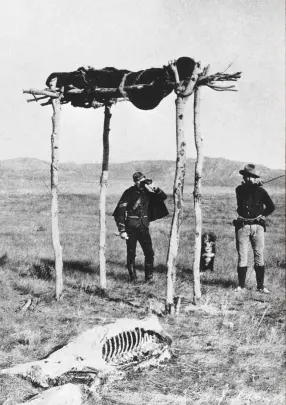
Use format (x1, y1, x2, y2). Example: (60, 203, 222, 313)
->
(236, 183, 275, 219)
(113, 185, 169, 233)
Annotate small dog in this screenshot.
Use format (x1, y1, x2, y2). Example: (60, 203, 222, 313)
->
(200, 232, 217, 272)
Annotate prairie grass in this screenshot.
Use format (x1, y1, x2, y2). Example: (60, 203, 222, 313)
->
(0, 188, 285, 404)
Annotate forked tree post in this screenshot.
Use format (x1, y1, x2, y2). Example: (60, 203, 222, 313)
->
(192, 85, 203, 303)
(166, 61, 202, 314)
(99, 103, 112, 289)
(50, 93, 63, 300)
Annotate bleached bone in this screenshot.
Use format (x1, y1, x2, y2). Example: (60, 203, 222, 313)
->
(1, 315, 172, 388)
(11, 383, 98, 405)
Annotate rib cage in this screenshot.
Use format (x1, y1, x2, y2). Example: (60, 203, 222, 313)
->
(102, 327, 163, 365)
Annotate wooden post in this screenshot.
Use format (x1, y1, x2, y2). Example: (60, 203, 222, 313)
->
(51, 97, 63, 300)
(99, 103, 112, 290)
(166, 96, 187, 314)
(192, 86, 203, 303)
(166, 62, 202, 314)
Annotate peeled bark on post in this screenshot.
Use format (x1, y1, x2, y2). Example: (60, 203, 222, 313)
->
(51, 98, 63, 300)
(99, 103, 112, 290)
(192, 86, 203, 303)
(165, 62, 202, 314)
(166, 97, 188, 314)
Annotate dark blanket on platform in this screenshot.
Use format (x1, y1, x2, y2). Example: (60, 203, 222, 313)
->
(45, 57, 196, 110)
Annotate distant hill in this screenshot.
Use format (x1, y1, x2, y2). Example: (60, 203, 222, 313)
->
(50, 158, 285, 188)
(0, 157, 50, 173)
(0, 157, 284, 193)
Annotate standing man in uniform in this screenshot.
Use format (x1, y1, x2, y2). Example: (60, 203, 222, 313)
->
(113, 172, 168, 282)
(233, 164, 275, 293)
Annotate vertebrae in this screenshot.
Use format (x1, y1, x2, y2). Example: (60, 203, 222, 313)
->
(102, 327, 163, 365)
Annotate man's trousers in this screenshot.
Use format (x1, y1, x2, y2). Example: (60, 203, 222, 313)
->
(126, 224, 154, 265)
(235, 224, 265, 267)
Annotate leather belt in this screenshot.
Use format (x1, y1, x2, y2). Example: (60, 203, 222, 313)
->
(243, 220, 261, 225)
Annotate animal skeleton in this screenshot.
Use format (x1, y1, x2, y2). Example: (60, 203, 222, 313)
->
(1, 315, 172, 390)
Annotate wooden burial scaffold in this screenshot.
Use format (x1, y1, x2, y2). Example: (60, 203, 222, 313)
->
(23, 60, 241, 304)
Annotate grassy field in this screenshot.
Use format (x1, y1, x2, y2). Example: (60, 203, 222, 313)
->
(0, 188, 285, 404)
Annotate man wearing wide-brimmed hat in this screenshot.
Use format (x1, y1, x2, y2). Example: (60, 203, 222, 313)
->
(233, 163, 275, 293)
(113, 172, 168, 283)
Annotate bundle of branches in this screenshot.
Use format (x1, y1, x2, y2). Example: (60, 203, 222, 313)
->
(198, 68, 242, 91)
(40, 56, 197, 110)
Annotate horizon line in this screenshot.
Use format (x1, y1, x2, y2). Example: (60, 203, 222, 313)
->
(0, 156, 284, 171)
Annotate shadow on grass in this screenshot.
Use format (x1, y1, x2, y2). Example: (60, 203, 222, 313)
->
(106, 261, 168, 284)
(105, 260, 134, 283)
(63, 259, 98, 275)
(66, 280, 147, 313)
(25, 258, 131, 283)
(107, 261, 167, 273)
(31, 259, 98, 279)
(155, 263, 167, 274)
(0, 253, 8, 267)
(201, 277, 237, 288)
(29, 259, 168, 282)
(178, 266, 237, 288)
(177, 266, 194, 282)
(108, 260, 144, 271)
(277, 259, 286, 269)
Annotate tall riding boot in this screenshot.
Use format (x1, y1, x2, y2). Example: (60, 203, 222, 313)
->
(237, 266, 247, 288)
(254, 265, 265, 290)
(127, 260, 137, 281)
(145, 262, 154, 283)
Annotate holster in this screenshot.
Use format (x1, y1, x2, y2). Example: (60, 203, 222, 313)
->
(233, 218, 244, 231)
(257, 218, 266, 232)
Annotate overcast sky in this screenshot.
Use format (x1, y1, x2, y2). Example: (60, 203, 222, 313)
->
(0, 0, 285, 169)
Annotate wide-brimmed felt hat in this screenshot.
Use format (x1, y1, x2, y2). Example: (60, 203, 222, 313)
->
(133, 172, 145, 182)
(239, 163, 260, 178)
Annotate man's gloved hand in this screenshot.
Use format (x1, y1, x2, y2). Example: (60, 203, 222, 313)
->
(145, 182, 158, 193)
(120, 232, 129, 240)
